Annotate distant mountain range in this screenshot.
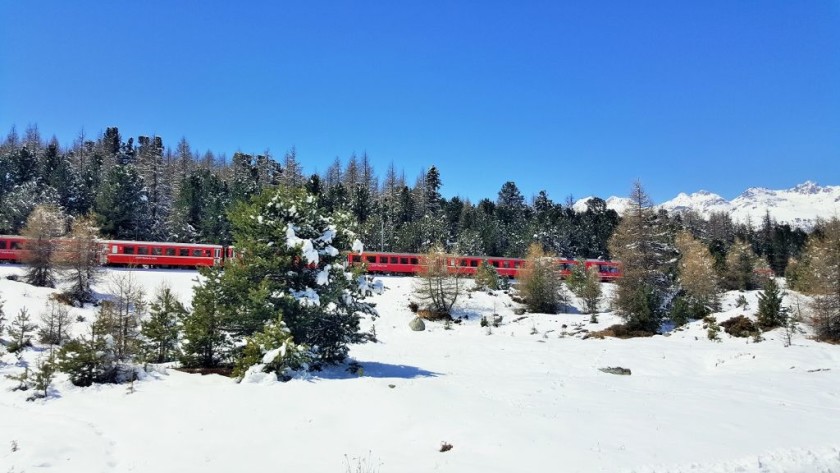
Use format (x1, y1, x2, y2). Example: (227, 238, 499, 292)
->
(574, 181, 840, 230)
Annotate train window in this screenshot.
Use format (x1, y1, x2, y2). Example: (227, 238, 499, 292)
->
(400, 257, 408, 264)
(215, 249, 221, 258)
(138, 247, 149, 255)
(410, 257, 418, 265)
(179, 249, 189, 257)
(11, 241, 21, 250)
(470, 260, 478, 267)
(351, 255, 361, 263)
(379, 256, 388, 263)
(112, 245, 118, 254)
(366, 256, 376, 263)
(460, 259, 468, 266)
(502, 261, 510, 268)
(124, 246, 135, 255)
(390, 257, 398, 264)
(152, 247, 162, 256)
(514, 262, 521, 268)
(491, 261, 499, 267)
(193, 249, 203, 257)
(166, 248, 175, 256)
(0, 241, 5, 249)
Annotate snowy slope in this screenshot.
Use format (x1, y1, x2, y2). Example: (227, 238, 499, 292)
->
(575, 181, 840, 229)
(2, 266, 840, 472)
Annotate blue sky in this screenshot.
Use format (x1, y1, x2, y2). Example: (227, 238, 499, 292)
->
(1, 1, 838, 204)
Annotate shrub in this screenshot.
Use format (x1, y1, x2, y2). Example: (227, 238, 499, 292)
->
(474, 260, 500, 291)
(517, 243, 564, 314)
(590, 324, 656, 339)
(720, 315, 758, 338)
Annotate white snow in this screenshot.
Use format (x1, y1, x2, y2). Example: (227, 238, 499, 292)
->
(352, 239, 364, 253)
(1, 265, 840, 472)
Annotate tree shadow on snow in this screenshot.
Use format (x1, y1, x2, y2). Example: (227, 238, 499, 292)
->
(311, 360, 440, 381)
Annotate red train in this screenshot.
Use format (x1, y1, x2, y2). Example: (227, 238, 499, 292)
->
(1, 235, 223, 269)
(1, 235, 623, 280)
(347, 251, 622, 281)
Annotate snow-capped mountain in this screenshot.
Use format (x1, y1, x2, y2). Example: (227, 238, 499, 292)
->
(575, 181, 840, 229)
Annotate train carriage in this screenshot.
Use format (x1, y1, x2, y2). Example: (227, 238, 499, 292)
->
(104, 240, 223, 268)
(0, 235, 27, 263)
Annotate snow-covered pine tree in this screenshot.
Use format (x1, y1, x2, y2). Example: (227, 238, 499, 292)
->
(194, 187, 377, 375)
(608, 182, 677, 332)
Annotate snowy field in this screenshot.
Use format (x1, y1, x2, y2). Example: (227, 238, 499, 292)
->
(2, 265, 840, 472)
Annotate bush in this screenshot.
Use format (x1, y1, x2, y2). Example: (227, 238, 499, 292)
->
(757, 278, 787, 329)
(517, 243, 564, 314)
(590, 324, 656, 339)
(474, 260, 500, 291)
(720, 315, 758, 338)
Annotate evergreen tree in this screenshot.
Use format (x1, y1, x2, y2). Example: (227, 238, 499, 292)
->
(757, 278, 787, 329)
(96, 164, 151, 239)
(8, 308, 37, 353)
(233, 317, 311, 381)
(723, 239, 758, 291)
(180, 266, 231, 368)
(608, 182, 676, 332)
(142, 285, 187, 363)
(567, 260, 602, 319)
(474, 260, 501, 291)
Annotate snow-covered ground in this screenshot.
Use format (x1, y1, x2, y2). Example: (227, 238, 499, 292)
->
(1, 265, 840, 472)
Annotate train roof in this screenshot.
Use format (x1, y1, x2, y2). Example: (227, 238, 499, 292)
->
(102, 239, 223, 248)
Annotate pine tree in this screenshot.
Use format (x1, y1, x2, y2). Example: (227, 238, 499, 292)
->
(180, 266, 230, 368)
(216, 187, 377, 369)
(474, 260, 501, 291)
(31, 350, 57, 399)
(8, 308, 37, 353)
(518, 243, 565, 314)
(757, 278, 787, 329)
(95, 164, 151, 239)
(233, 317, 311, 381)
(608, 182, 676, 332)
(141, 285, 187, 363)
(21, 204, 66, 287)
(567, 260, 602, 319)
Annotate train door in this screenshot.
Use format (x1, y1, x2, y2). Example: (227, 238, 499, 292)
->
(214, 248, 222, 265)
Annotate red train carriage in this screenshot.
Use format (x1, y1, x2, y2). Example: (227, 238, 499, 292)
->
(347, 251, 622, 280)
(104, 240, 223, 268)
(0, 235, 27, 263)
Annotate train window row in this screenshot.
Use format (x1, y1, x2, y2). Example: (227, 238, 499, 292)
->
(0, 241, 22, 250)
(114, 245, 216, 258)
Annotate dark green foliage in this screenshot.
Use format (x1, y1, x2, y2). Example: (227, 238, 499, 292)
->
(7, 308, 37, 353)
(141, 286, 187, 363)
(473, 260, 500, 291)
(95, 164, 151, 239)
(179, 267, 231, 368)
(32, 351, 57, 399)
(720, 315, 759, 338)
(757, 278, 787, 329)
(669, 295, 710, 327)
(57, 337, 109, 387)
(232, 317, 311, 381)
(623, 283, 661, 332)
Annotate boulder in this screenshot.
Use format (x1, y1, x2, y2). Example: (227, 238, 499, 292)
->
(599, 366, 631, 376)
(409, 317, 426, 331)
(513, 308, 526, 315)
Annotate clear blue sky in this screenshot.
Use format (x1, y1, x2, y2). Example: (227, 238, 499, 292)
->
(2, 1, 838, 204)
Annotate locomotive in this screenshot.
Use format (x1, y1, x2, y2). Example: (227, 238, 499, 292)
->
(0, 235, 622, 279)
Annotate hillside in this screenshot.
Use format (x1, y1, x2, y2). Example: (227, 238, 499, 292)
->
(1, 266, 840, 472)
(575, 181, 840, 229)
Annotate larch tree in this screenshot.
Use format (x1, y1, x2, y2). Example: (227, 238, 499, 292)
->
(608, 182, 677, 332)
(21, 204, 66, 287)
(58, 215, 102, 304)
(802, 217, 840, 341)
(674, 231, 720, 321)
(518, 243, 565, 314)
(414, 245, 464, 317)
